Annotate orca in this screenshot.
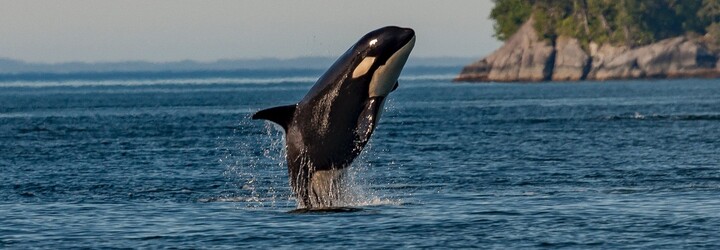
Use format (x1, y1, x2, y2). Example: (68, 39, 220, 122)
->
(253, 26, 415, 208)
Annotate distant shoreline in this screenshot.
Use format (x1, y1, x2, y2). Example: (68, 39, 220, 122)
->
(0, 57, 473, 75)
(0, 66, 462, 83)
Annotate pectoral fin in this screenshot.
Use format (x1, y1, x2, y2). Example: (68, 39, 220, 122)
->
(252, 104, 296, 131)
(355, 96, 385, 149)
(391, 81, 399, 92)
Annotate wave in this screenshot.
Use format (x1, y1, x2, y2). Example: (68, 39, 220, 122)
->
(0, 77, 318, 88)
(399, 74, 457, 81)
(480, 112, 720, 125)
(198, 196, 284, 203)
(0, 107, 256, 119)
(603, 112, 720, 121)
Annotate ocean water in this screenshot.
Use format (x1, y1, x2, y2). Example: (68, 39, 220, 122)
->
(1, 68, 720, 248)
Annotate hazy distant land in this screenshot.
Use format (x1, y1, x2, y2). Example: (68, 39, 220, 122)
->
(0, 57, 474, 75)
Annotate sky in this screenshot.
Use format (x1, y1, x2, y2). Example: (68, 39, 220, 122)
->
(0, 0, 502, 63)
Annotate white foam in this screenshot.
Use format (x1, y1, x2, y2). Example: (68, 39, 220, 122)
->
(399, 74, 457, 81)
(348, 196, 404, 207)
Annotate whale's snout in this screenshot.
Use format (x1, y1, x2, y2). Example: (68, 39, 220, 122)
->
(400, 28, 415, 42)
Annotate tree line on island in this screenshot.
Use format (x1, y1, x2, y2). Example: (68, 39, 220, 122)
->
(455, 0, 720, 82)
(491, 0, 720, 48)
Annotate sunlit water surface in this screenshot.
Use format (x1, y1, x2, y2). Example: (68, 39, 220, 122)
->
(2, 70, 720, 248)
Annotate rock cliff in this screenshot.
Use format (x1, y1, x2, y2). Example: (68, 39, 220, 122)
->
(455, 18, 555, 82)
(456, 18, 720, 82)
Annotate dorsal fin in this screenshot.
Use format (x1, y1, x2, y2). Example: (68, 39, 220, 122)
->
(252, 104, 297, 131)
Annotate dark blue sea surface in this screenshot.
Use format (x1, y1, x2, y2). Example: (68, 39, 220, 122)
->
(1, 69, 720, 248)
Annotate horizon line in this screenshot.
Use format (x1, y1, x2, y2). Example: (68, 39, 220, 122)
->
(0, 55, 482, 65)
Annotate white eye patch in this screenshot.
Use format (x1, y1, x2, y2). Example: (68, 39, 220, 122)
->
(352, 57, 376, 78)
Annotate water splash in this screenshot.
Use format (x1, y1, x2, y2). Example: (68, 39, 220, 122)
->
(338, 146, 404, 207)
(217, 117, 292, 209)
(336, 97, 405, 208)
(633, 112, 645, 119)
(217, 98, 405, 210)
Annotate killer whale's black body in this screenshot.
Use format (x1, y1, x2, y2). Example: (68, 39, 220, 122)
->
(253, 26, 415, 208)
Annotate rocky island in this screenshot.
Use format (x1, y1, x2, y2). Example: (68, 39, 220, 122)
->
(456, 0, 720, 82)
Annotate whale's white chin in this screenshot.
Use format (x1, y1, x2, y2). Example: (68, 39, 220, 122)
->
(369, 36, 416, 98)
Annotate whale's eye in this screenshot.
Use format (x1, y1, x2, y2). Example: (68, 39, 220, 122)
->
(369, 39, 378, 46)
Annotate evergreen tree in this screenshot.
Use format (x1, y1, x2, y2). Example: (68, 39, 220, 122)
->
(489, 0, 718, 47)
(701, 0, 720, 45)
(699, 0, 720, 23)
(490, 0, 533, 40)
